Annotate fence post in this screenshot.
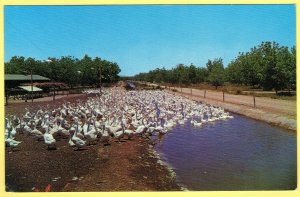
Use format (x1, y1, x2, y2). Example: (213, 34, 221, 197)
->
(5, 90, 8, 106)
(204, 90, 206, 98)
(223, 91, 225, 102)
(253, 94, 256, 108)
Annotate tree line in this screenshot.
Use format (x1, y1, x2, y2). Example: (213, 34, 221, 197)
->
(5, 55, 121, 87)
(133, 41, 296, 93)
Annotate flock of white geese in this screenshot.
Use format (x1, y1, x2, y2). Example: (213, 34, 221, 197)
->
(5, 88, 233, 151)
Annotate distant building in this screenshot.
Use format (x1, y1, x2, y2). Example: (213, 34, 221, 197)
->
(5, 74, 50, 89)
(125, 82, 136, 90)
(5, 74, 51, 101)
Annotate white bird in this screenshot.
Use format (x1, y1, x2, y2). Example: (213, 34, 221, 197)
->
(112, 125, 125, 143)
(30, 122, 44, 141)
(68, 127, 76, 147)
(84, 120, 97, 145)
(5, 129, 22, 151)
(72, 121, 86, 150)
(122, 123, 134, 140)
(44, 123, 56, 150)
(10, 126, 17, 140)
(99, 124, 110, 145)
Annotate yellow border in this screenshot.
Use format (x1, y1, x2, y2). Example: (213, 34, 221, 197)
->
(0, 1, 298, 197)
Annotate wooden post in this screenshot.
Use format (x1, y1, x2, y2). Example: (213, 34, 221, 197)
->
(5, 90, 8, 106)
(204, 90, 206, 98)
(30, 70, 33, 102)
(53, 87, 56, 100)
(223, 91, 225, 102)
(253, 94, 256, 108)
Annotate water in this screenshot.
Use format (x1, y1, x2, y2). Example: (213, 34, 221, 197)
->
(154, 114, 297, 190)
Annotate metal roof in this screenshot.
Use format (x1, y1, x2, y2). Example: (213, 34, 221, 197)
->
(19, 86, 43, 92)
(5, 74, 50, 81)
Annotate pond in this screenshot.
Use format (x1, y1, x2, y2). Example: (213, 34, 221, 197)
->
(154, 114, 297, 190)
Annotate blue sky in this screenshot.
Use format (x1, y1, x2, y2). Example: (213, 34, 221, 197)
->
(4, 5, 296, 76)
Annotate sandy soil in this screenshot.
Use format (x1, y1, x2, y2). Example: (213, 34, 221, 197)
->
(181, 88, 296, 118)
(5, 94, 180, 192)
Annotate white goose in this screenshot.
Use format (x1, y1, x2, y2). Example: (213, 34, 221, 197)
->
(122, 123, 134, 140)
(112, 124, 125, 143)
(71, 121, 86, 150)
(5, 129, 22, 151)
(44, 123, 56, 150)
(68, 127, 76, 147)
(30, 122, 44, 141)
(10, 125, 17, 140)
(100, 124, 110, 145)
(191, 117, 202, 127)
(84, 119, 97, 145)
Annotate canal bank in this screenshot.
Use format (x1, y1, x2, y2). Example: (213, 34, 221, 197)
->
(170, 90, 296, 131)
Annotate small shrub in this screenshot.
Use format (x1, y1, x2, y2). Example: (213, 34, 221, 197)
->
(235, 90, 242, 95)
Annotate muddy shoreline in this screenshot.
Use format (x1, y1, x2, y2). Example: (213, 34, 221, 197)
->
(5, 94, 181, 192)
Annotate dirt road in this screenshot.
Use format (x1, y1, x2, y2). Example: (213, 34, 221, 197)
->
(170, 88, 296, 131)
(178, 87, 296, 118)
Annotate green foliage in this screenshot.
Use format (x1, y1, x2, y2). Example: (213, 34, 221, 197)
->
(133, 63, 209, 85)
(207, 58, 225, 89)
(133, 41, 295, 94)
(5, 55, 121, 87)
(225, 41, 295, 93)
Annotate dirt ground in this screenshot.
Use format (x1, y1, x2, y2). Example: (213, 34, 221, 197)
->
(170, 88, 296, 131)
(181, 88, 296, 118)
(5, 94, 181, 192)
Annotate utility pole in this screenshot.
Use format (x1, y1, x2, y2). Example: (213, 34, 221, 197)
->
(30, 69, 33, 102)
(99, 65, 102, 96)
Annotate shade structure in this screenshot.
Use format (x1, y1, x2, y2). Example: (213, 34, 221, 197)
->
(18, 86, 43, 92)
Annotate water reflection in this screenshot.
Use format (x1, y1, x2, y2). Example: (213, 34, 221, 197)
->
(154, 114, 297, 190)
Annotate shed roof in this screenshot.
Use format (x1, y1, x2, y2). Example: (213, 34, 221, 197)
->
(19, 86, 43, 92)
(5, 74, 50, 81)
(23, 82, 69, 88)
